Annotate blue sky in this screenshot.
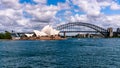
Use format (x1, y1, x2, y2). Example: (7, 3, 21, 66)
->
(19, 0, 120, 15)
(101, 6, 120, 15)
(19, 0, 36, 4)
(19, 0, 67, 9)
(19, 0, 66, 5)
(47, 0, 66, 5)
(0, 0, 120, 32)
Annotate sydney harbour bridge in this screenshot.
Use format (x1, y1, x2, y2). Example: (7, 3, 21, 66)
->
(13, 22, 120, 38)
(56, 22, 120, 37)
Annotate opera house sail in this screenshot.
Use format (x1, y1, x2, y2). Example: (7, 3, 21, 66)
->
(19, 25, 62, 40)
(41, 25, 60, 36)
(32, 25, 60, 37)
(33, 30, 47, 37)
(25, 34, 34, 37)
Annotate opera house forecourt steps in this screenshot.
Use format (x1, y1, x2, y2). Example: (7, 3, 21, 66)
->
(20, 25, 64, 40)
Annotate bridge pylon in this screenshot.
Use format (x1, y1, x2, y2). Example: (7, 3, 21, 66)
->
(107, 27, 113, 37)
(63, 31, 66, 38)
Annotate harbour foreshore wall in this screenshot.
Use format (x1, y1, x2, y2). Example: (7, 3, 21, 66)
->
(20, 36, 65, 40)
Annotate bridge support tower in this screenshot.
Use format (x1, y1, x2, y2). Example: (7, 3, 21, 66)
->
(107, 27, 113, 37)
(63, 32, 66, 38)
(116, 28, 120, 37)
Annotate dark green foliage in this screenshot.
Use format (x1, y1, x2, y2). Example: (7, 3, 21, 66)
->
(0, 31, 12, 39)
(0, 33, 5, 39)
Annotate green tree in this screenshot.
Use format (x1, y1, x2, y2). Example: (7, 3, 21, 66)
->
(4, 31, 12, 39)
(0, 33, 5, 39)
(0, 31, 12, 39)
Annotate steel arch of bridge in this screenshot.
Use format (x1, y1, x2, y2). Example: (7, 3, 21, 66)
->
(56, 22, 108, 36)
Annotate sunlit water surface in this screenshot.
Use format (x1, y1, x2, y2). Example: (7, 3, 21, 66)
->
(0, 38, 120, 68)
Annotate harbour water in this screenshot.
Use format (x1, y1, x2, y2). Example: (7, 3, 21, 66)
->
(0, 38, 120, 68)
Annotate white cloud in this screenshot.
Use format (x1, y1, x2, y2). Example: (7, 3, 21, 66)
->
(0, 0, 21, 9)
(33, 0, 46, 4)
(67, 13, 120, 30)
(65, 11, 72, 15)
(0, 0, 120, 32)
(17, 19, 29, 26)
(106, 15, 120, 27)
(0, 0, 60, 32)
(69, 14, 88, 22)
(57, 2, 70, 10)
(72, 0, 101, 16)
(25, 4, 59, 23)
(110, 2, 120, 10)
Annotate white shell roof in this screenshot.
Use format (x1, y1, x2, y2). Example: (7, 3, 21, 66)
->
(33, 25, 60, 37)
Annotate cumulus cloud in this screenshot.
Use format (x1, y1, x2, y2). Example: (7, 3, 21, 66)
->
(63, 0, 120, 30)
(0, 0, 21, 9)
(69, 14, 88, 22)
(0, 0, 60, 32)
(0, 0, 120, 32)
(68, 14, 120, 30)
(110, 2, 120, 10)
(71, 0, 101, 16)
(33, 0, 46, 4)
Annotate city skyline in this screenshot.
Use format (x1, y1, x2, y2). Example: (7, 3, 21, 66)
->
(0, 0, 120, 32)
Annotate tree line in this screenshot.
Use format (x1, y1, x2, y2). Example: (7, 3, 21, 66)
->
(0, 31, 11, 39)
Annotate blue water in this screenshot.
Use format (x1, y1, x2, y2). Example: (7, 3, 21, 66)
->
(0, 38, 120, 68)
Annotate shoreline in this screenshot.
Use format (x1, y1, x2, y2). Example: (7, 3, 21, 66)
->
(0, 37, 120, 41)
(14, 36, 66, 40)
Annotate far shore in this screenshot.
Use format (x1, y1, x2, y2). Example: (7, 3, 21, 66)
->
(0, 37, 120, 41)
(0, 39, 11, 40)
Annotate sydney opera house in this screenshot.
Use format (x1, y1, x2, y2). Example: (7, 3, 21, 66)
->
(21, 25, 63, 40)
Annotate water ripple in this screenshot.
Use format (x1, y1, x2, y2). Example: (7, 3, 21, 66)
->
(0, 38, 120, 68)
